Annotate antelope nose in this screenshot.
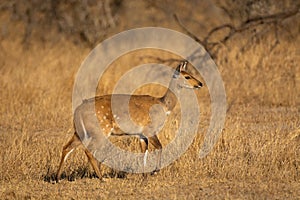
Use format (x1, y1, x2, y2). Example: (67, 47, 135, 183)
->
(194, 82, 203, 88)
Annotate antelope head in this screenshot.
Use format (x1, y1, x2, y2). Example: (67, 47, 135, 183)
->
(174, 61, 203, 89)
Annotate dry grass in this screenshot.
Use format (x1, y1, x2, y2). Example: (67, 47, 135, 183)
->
(0, 1, 299, 199)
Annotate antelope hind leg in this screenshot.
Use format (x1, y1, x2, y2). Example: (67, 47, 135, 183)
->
(84, 149, 102, 180)
(56, 133, 81, 182)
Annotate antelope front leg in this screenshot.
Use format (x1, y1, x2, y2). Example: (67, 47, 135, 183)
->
(149, 135, 162, 174)
(139, 135, 148, 176)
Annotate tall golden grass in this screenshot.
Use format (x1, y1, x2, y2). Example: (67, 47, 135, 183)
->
(0, 2, 299, 199)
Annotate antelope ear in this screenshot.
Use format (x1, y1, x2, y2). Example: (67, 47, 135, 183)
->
(176, 61, 188, 72)
(175, 63, 182, 73)
(181, 61, 188, 71)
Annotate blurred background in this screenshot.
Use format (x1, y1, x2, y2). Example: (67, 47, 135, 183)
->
(0, 0, 299, 199)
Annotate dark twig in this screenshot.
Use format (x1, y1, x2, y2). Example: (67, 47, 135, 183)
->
(140, 55, 184, 65)
(203, 24, 235, 46)
(173, 14, 204, 46)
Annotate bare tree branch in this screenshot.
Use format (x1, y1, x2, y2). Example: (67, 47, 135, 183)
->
(174, 6, 299, 58)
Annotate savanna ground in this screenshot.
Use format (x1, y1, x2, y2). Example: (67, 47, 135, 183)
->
(0, 0, 299, 199)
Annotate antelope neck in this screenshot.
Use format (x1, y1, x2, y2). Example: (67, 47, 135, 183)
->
(160, 76, 179, 111)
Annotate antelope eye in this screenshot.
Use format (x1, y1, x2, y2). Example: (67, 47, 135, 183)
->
(185, 76, 191, 79)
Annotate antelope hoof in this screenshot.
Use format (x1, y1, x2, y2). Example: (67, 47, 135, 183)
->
(55, 176, 61, 183)
(150, 168, 160, 176)
(100, 178, 106, 182)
